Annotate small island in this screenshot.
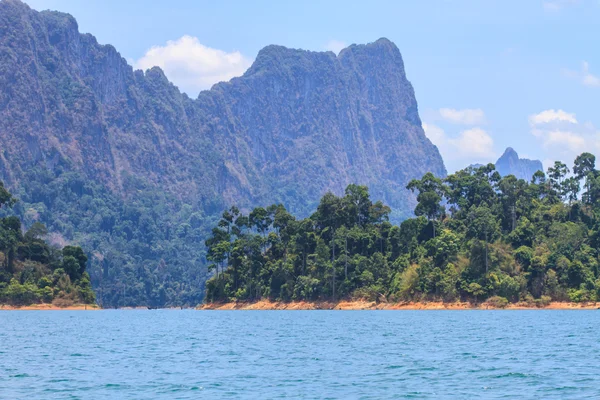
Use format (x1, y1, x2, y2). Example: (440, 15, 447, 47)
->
(0, 181, 96, 309)
(202, 153, 600, 310)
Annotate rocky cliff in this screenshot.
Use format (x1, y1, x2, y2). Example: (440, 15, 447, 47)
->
(0, 0, 446, 306)
(495, 148, 543, 181)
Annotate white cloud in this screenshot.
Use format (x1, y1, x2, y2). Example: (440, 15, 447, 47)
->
(439, 108, 486, 125)
(423, 123, 495, 172)
(528, 109, 578, 126)
(422, 123, 446, 145)
(134, 35, 252, 96)
(528, 109, 600, 165)
(534, 129, 598, 163)
(448, 128, 495, 158)
(324, 40, 346, 54)
(545, 130, 586, 152)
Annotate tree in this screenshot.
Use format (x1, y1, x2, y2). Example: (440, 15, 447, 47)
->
(426, 229, 460, 267)
(62, 256, 81, 281)
(573, 153, 596, 180)
(547, 161, 569, 202)
(206, 240, 231, 278)
(562, 177, 580, 206)
(249, 207, 272, 237)
(573, 153, 596, 204)
(344, 184, 372, 227)
(497, 175, 522, 232)
(24, 222, 48, 242)
(466, 205, 499, 273)
(406, 172, 446, 237)
(63, 246, 88, 280)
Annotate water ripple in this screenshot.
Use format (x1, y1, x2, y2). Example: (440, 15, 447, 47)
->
(1, 310, 600, 399)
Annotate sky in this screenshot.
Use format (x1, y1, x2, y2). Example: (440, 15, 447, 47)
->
(23, 0, 600, 173)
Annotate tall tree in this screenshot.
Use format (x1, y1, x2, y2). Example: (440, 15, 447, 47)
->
(466, 205, 499, 274)
(574, 153, 596, 204)
(407, 172, 446, 237)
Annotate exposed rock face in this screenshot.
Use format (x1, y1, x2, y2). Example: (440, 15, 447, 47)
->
(0, 0, 444, 215)
(0, 0, 446, 305)
(495, 148, 543, 181)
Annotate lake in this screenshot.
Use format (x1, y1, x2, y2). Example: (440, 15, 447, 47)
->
(1, 310, 599, 399)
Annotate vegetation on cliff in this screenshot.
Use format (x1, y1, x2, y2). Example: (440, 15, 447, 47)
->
(8, 167, 212, 308)
(205, 153, 600, 305)
(0, 182, 95, 306)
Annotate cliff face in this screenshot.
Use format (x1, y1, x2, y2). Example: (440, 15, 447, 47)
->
(495, 148, 543, 181)
(0, 0, 446, 305)
(0, 0, 217, 205)
(202, 39, 445, 214)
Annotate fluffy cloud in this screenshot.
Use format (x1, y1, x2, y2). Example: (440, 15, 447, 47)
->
(134, 35, 252, 96)
(423, 123, 495, 172)
(543, 130, 586, 152)
(439, 108, 486, 125)
(422, 123, 446, 146)
(448, 128, 495, 158)
(324, 40, 347, 54)
(528, 109, 578, 125)
(529, 109, 600, 164)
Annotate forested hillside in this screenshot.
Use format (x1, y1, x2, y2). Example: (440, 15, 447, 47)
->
(0, 0, 444, 307)
(0, 182, 95, 306)
(205, 153, 600, 306)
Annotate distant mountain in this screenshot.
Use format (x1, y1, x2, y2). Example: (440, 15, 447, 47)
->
(468, 148, 543, 181)
(495, 148, 543, 181)
(0, 0, 445, 306)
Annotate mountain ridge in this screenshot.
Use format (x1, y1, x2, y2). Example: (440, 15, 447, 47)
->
(0, 0, 446, 306)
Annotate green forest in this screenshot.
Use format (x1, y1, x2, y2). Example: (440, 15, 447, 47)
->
(0, 181, 95, 306)
(3, 167, 215, 308)
(205, 153, 600, 306)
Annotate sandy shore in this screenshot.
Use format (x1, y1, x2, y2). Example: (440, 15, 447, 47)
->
(0, 303, 100, 310)
(199, 300, 600, 310)
(4, 301, 596, 311)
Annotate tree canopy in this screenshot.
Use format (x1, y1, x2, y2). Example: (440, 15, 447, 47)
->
(0, 182, 95, 306)
(205, 153, 600, 306)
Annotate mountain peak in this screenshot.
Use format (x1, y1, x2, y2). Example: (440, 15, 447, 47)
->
(502, 146, 517, 155)
(498, 147, 518, 160)
(371, 37, 396, 49)
(340, 37, 400, 55)
(250, 38, 402, 69)
(495, 147, 543, 180)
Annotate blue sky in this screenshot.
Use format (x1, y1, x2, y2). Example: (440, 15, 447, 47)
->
(24, 0, 600, 172)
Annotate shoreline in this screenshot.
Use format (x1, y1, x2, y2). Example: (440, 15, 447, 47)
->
(4, 301, 598, 311)
(0, 303, 100, 311)
(199, 300, 600, 310)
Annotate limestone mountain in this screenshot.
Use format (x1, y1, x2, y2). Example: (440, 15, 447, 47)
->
(495, 148, 543, 181)
(0, 0, 446, 306)
(469, 148, 543, 181)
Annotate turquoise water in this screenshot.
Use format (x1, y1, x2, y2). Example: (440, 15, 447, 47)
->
(1, 310, 599, 399)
